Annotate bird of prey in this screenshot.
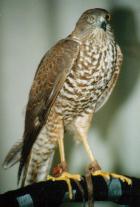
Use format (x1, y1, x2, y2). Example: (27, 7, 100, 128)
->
(3, 8, 131, 198)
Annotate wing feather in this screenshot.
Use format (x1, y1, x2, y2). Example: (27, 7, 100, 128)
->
(18, 39, 80, 181)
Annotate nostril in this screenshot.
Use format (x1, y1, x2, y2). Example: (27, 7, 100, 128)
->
(101, 21, 107, 31)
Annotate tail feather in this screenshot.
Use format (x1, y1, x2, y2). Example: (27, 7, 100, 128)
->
(18, 123, 43, 183)
(21, 126, 57, 186)
(3, 139, 22, 169)
(3, 126, 57, 186)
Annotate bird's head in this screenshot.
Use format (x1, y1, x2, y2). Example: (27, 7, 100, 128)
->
(72, 8, 113, 42)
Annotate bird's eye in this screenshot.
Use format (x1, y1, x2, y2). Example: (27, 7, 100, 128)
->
(106, 14, 111, 21)
(87, 15, 95, 24)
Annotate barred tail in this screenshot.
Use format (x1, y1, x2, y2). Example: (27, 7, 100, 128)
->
(3, 128, 57, 186)
(21, 126, 57, 186)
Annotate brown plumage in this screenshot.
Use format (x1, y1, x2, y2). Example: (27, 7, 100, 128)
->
(3, 8, 123, 186)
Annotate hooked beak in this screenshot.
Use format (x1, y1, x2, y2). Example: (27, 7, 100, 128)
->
(100, 21, 107, 31)
(97, 17, 107, 31)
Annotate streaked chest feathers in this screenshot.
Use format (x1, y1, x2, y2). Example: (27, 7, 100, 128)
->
(55, 39, 117, 120)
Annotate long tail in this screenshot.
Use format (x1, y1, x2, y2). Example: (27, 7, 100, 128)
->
(3, 127, 57, 186)
(21, 126, 57, 186)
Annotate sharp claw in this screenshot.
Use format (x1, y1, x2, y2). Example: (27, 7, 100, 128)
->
(91, 170, 132, 185)
(110, 173, 132, 185)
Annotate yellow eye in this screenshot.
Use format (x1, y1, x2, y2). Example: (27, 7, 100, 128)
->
(106, 14, 111, 21)
(87, 15, 95, 24)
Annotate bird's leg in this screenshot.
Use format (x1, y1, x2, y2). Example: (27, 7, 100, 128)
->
(47, 125, 81, 199)
(74, 115, 101, 172)
(80, 132, 132, 185)
(79, 132, 101, 171)
(74, 114, 100, 207)
(74, 114, 132, 207)
(80, 135, 131, 185)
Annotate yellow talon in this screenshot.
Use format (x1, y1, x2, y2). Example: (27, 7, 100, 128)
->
(47, 172, 81, 199)
(92, 170, 110, 180)
(110, 173, 132, 185)
(92, 170, 132, 185)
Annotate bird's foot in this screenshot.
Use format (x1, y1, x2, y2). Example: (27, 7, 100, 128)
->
(88, 160, 132, 185)
(92, 170, 132, 185)
(47, 172, 81, 199)
(47, 163, 81, 199)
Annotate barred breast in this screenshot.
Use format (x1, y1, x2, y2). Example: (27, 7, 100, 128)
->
(55, 39, 117, 125)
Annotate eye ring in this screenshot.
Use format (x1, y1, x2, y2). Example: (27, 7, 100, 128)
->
(87, 15, 95, 24)
(106, 14, 111, 21)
